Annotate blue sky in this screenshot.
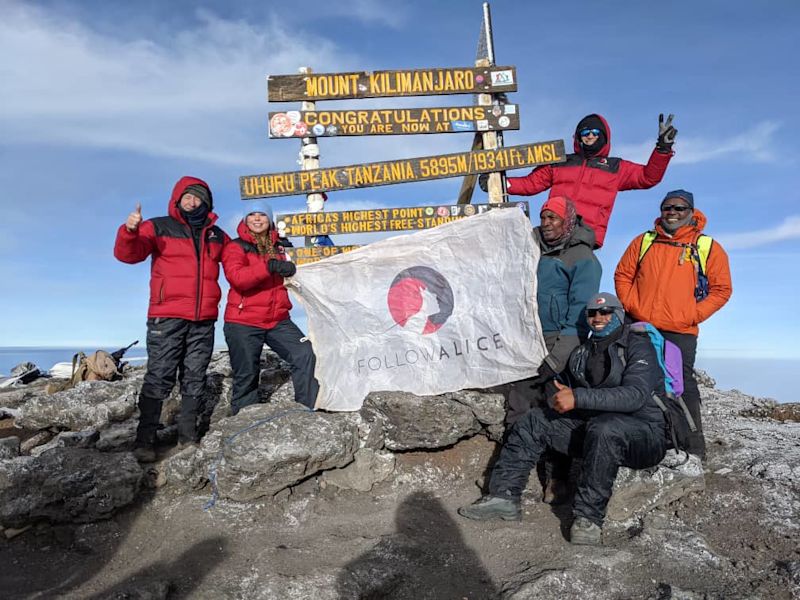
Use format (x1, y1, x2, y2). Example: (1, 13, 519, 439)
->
(1, 0, 798, 365)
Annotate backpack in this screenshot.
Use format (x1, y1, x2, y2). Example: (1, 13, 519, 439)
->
(46, 350, 122, 394)
(638, 231, 713, 301)
(621, 323, 698, 459)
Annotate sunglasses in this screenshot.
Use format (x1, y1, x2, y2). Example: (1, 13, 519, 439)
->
(579, 128, 601, 137)
(660, 205, 692, 213)
(587, 307, 615, 317)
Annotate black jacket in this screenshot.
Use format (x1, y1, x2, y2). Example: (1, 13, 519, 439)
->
(565, 325, 665, 425)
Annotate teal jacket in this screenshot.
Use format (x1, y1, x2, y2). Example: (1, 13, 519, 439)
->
(534, 219, 602, 371)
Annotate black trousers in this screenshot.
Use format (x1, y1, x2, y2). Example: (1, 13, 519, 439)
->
(660, 331, 705, 459)
(136, 317, 216, 445)
(489, 406, 666, 526)
(224, 319, 319, 413)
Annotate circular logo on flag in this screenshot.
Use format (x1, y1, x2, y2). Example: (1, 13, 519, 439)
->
(387, 266, 454, 335)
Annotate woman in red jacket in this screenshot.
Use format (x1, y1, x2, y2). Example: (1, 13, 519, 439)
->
(222, 203, 318, 413)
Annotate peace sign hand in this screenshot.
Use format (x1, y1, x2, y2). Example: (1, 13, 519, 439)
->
(657, 113, 678, 151)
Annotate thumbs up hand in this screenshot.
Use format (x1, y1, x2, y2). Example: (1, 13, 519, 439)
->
(126, 203, 143, 232)
(550, 380, 576, 414)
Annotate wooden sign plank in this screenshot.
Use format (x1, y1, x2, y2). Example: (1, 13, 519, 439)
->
(240, 140, 565, 199)
(268, 105, 520, 138)
(275, 202, 530, 238)
(286, 245, 361, 265)
(268, 66, 517, 102)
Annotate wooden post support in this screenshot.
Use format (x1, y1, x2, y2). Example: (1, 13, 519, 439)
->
(299, 67, 326, 247)
(476, 58, 504, 204)
(457, 133, 483, 204)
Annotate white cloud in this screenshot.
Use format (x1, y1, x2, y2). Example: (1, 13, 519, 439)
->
(718, 215, 800, 250)
(614, 121, 779, 165)
(0, 3, 360, 166)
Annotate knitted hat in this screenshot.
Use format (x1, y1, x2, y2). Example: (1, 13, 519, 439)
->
(661, 189, 694, 209)
(245, 201, 274, 223)
(541, 196, 568, 220)
(183, 184, 213, 209)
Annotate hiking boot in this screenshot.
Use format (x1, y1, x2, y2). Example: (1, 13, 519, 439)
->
(542, 478, 570, 505)
(570, 516, 602, 546)
(132, 445, 157, 463)
(458, 495, 521, 521)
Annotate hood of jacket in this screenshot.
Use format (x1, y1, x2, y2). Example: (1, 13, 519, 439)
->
(534, 215, 597, 253)
(653, 208, 708, 242)
(573, 113, 611, 158)
(168, 176, 215, 225)
(236, 219, 280, 247)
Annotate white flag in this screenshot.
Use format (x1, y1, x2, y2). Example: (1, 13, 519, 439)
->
(287, 208, 547, 411)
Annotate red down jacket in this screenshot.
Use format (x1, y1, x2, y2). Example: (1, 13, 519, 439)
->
(222, 220, 293, 330)
(113, 176, 228, 321)
(506, 114, 672, 247)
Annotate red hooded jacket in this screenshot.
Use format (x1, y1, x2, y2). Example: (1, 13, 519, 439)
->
(113, 176, 228, 321)
(506, 114, 672, 247)
(222, 220, 293, 330)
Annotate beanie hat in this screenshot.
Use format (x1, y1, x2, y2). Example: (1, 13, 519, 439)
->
(661, 189, 694, 209)
(183, 183, 213, 210)
(541, 196, 568, 220)
(586, 292, 625, 323)
(245, 201, 274, 223)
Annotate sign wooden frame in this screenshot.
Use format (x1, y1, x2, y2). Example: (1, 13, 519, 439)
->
(275, 201, 530, 237)
(268, 105, 520, 138)
(241, 140, 564, 199)
(268, 66, 518, 102)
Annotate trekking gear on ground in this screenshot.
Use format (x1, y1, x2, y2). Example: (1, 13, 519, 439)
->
(638, 231, 713, 301)
(110, 340, 139, 365)
(622, 323, 698, 458)
(46, 350, 123, 394)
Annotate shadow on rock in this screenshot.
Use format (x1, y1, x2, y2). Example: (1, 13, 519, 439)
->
(85, 535, 228, 600)
(336, 490, 497, 599)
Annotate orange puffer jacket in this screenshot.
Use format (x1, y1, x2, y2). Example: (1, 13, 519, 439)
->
(614, 210, 732, 335)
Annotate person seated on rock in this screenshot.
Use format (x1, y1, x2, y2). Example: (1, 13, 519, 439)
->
(222, 202, 319, 414)
(504, 196, 601, 504)
(458, 293, 668, 546)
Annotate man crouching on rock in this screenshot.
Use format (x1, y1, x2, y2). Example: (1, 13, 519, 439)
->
(114, 176, 229, 462)
(458, 293, 667, 545)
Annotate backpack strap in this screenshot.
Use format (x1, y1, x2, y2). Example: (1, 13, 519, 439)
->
(694, 234, 713, 275)
(637, 231, 658, 264)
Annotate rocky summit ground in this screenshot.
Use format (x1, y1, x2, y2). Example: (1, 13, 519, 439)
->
(0, 353, 798, 599)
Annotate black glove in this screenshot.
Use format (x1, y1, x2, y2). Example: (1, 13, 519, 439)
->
(478, 173, 489, 193)
(531, 361, 557, 386)
(656, 113, 677, 153)
(268, 259, 296, 278)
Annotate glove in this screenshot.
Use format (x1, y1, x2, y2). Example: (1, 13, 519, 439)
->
(268, 259, 296, 278)
(478, 173, 489, 193)
(530, 361, 557, 386)
(656, 113, 678, 153)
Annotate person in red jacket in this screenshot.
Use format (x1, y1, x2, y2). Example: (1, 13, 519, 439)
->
(114, 176, 229, 462)
(481, 114, 677, 247)
(222, 202, 319, 413)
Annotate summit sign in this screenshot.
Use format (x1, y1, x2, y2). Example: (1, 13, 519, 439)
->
(268, 66, 517, 102)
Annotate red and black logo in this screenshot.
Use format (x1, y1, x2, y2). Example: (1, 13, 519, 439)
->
(387, 266, 454, 335)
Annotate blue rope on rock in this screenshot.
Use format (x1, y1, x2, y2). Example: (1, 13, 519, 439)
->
(203, 407, 312, 511)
